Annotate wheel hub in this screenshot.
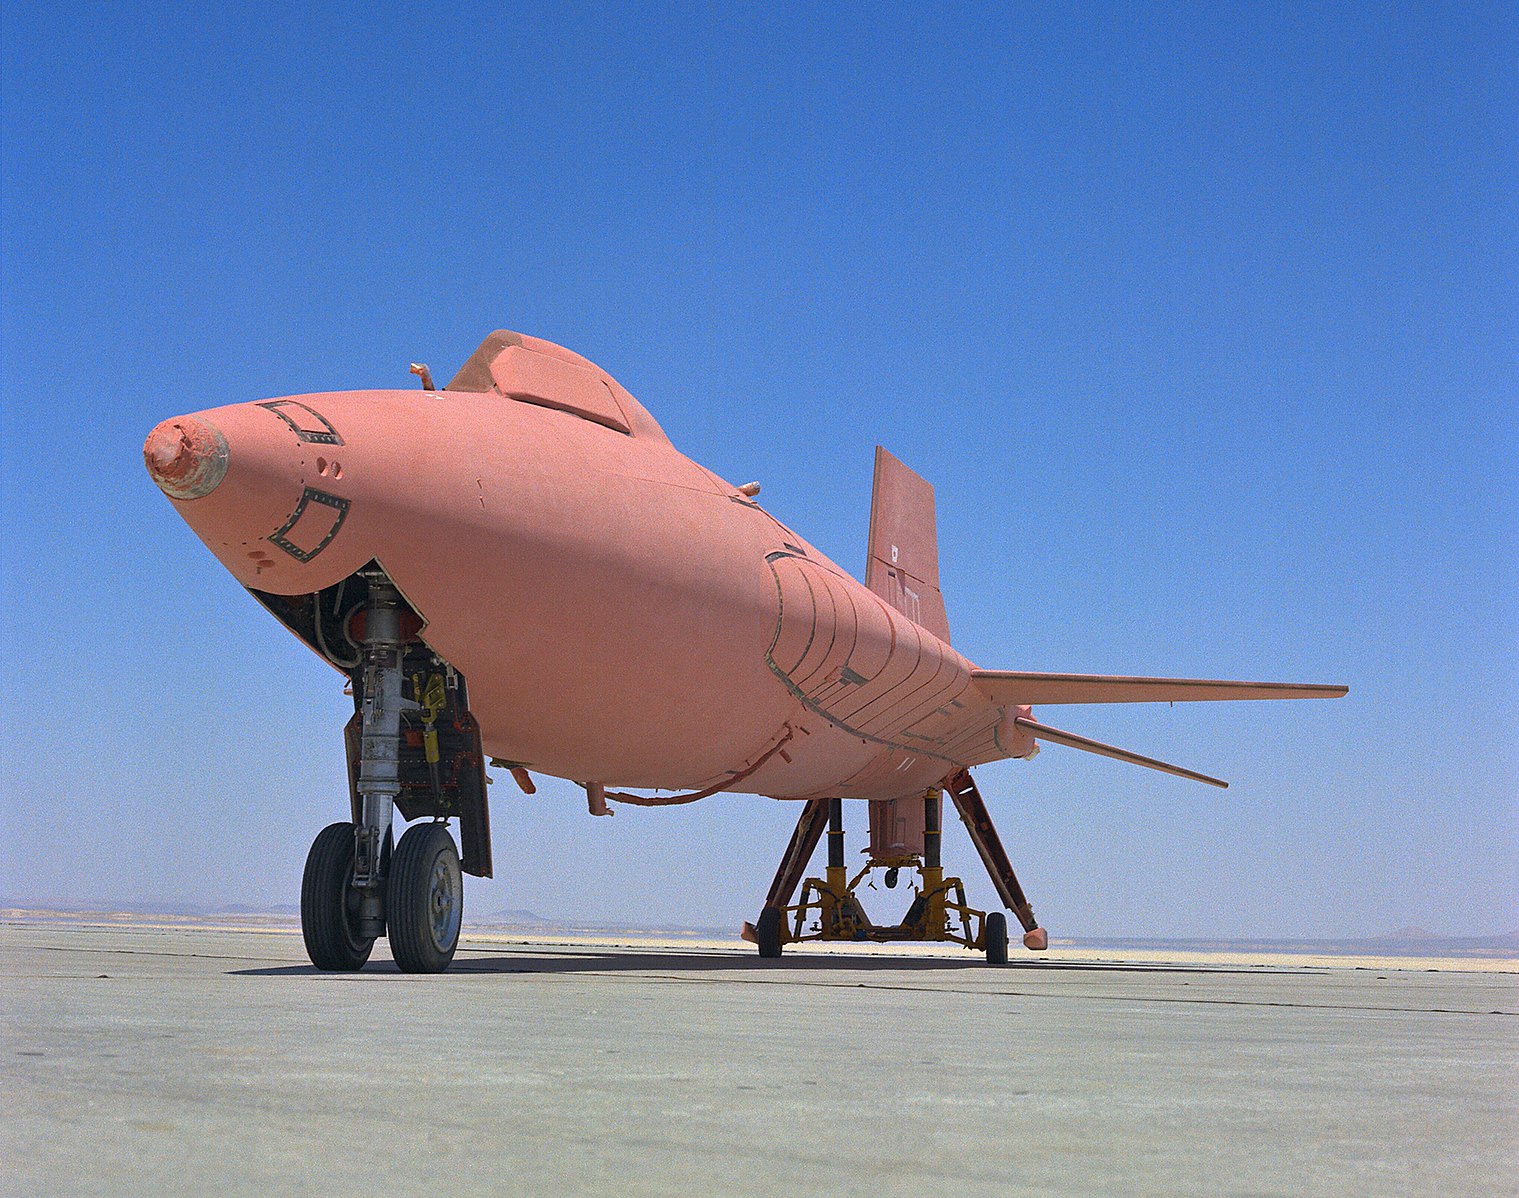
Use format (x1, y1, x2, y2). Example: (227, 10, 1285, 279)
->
(428, 858, 461, 949)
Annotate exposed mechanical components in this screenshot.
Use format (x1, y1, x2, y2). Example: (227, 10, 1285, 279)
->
(352, 577, 407, 920)
(252, 566, 493, 881)
(745, 774, 1048, 963)
(270, 565, 490, 972)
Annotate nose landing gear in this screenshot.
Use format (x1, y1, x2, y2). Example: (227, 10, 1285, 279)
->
(295, 568, 491, 973)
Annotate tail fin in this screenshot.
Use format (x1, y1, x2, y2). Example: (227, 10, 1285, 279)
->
(866, 447, 951, 642)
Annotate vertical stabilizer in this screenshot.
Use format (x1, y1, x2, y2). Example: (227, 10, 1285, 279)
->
(865, 447, 951, 643)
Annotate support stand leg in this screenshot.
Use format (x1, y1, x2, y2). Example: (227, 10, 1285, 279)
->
(916, 788, 949, 937)
(814, 797, 870, 940)
(946, 769, 1048, 950)
(742, 799, 829, 951)
(749, 780, 1043, 959)
(762, 798, 830, 912)
(823, 797, 847, 903)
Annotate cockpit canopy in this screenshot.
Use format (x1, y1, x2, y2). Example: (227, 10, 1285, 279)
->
(446, 330, 668, 442)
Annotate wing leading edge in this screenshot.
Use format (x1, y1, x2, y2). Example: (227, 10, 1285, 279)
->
(971, 671, 1348, 706)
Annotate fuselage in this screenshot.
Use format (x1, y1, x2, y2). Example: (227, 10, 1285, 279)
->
(146, 337, 1031, 800)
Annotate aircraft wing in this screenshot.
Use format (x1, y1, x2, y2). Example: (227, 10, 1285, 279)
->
(1012, 717, 1228, 788)
(970, 671, 1348, 706)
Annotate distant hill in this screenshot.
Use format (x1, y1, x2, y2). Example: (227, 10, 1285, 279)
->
(1368, 926, 1519, 953)
(478, 908, 554, 926)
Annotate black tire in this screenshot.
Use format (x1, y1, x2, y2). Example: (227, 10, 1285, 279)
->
(387, 823, 463, 973)
(985, 910, 1009, 965)
(301, 822, 374, 970)
(756, 906, 783, 959)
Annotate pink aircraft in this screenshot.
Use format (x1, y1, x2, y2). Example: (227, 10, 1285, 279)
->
(143, 330, 1347, 972)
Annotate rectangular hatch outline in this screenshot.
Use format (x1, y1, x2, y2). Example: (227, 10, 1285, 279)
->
(268, 487, 351, 562)
(257, 400, 344, 445)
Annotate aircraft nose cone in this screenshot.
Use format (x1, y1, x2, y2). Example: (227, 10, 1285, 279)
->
(144, 416, 229, 499)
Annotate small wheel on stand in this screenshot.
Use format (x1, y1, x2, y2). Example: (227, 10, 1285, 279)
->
(984, 910, 1009, 965)
(755, 906, 784, 959)
(387, 823, 463, 973)
(301, 822, 375, 971)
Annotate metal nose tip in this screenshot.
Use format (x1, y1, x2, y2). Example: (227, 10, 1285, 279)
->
(144, 416, 229, 500)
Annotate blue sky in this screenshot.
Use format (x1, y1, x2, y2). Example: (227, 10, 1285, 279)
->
(2, 2, 1514, 938)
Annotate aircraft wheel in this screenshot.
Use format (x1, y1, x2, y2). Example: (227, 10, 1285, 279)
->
(985, 911, 1010, 964)
(387, 823, 463, 973)
(301, 822, 375, 971)
(755, 906, 784, 959)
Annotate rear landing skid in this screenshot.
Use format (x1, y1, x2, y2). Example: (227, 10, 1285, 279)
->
(742, 770, 1048, 962)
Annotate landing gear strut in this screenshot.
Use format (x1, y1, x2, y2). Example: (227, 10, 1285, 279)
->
(293, 567, 492, 973)
(352, 577, 407, 935)
(744, 770, 1047, 963)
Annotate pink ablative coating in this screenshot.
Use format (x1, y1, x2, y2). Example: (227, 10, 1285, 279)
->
(144, 416, 229, 500)
(143, 331, 1347, 806)
(143, 384, 994, 798)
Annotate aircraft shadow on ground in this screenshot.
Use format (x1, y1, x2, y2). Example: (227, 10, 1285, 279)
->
(231, 949, 1272, 978)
